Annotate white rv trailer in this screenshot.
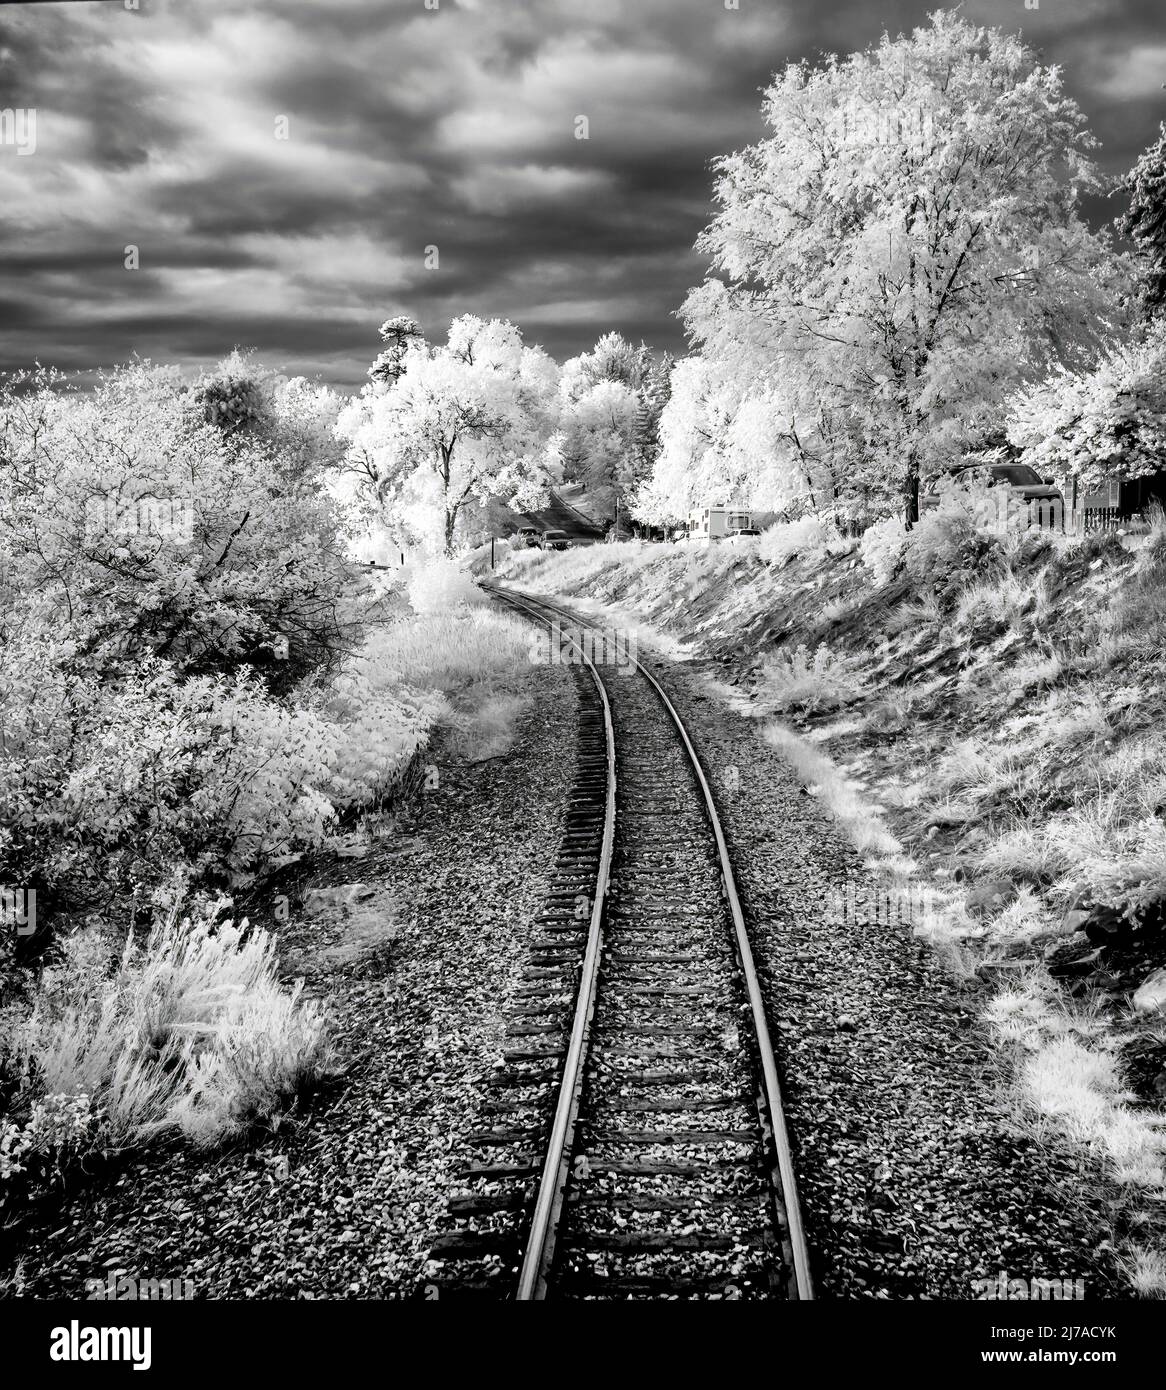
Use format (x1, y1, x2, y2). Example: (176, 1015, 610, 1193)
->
(687, 505, 753, 541)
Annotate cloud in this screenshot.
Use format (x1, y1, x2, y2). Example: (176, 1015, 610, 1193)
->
(0, 0, 1161, 391)
(1090, 42, 1166, 100)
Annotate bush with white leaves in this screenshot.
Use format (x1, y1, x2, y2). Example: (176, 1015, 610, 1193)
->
(406, 556, 486, 614)
(758, 515, 835, 569)
(859, 516, 908, 587)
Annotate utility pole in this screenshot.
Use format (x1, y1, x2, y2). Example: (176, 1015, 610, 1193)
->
(491, 536, 495, 570)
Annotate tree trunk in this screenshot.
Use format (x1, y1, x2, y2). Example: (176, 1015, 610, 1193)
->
(903, 464, 920, 529)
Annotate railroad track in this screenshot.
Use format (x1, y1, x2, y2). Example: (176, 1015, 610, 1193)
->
(422, 585, 812, 1301)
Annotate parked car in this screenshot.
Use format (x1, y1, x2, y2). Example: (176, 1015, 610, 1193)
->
(921, 461, 1063, 515)
(515, 525, 540, 548)
(725, 526, 761, 539)
(538, 528, 571, 551)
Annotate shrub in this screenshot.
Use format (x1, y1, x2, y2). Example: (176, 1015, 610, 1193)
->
(859, 515, 908, 586)
(406, 557, 485, 615)
(758, 515, 834, 568)
(317, 667, 441, 812)
(11, 906, 331, 1157)
(904, 490, 995, 585)
(0, 1091, 102, 1186)
(0, 363, 353, 694)
(756, 642, 860, 714)
(0, 634, 434, 893)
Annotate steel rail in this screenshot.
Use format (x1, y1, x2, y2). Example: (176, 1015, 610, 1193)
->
(491, 582, 814, 1302)
(496, 591, 618, 1302)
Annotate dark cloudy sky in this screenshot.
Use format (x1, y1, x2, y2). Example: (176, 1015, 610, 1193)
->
(0, 0, 1162, 392)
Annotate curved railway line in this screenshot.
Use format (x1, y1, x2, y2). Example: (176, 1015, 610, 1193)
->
(422, 584, 812, 1301)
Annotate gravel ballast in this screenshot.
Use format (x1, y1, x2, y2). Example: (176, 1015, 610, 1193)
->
(0, 663, 577, 1300)
(0, 592, 1130, 1301)
(629, 647, 1126, 1299)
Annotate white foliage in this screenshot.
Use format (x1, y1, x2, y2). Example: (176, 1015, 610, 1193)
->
(859, 516, 908, 586)
(18, 910, 330, 1150)
(335, 315, 559, 554)
(758, 515, 834, 568)
(557, 377, 639, 497)
(405, 557, 485, 615)
(1007, 322, 1166, 491)
(675, 10, 1126, 517)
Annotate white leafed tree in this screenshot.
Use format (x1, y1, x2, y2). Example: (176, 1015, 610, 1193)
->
(1119, 123, 1166, 321)
(642, 356, 834, 522)
(555, 333, 664, 512)
(1007, 321, 1166, 492)
(682, 9, 1128, 522)
(336, 315, 560, 554)
(556, 377, 640, 498)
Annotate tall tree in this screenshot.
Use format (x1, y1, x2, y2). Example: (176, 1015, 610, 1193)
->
(642, 355, 832, 523)
(1119, 123, 1166, 320)
(369, 317, 424, 387)
(558, 378, 639, 499)
(337, 316, 559, 554)
(632, 352, 675, 483)
(559, 332, 652, 403)
(558, 334, 667, 513)
(684, 9, 1127, 524)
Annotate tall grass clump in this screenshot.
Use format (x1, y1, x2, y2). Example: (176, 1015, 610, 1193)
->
(988, 981, 1166, 1190)
(6, 908, 331, 1169)
(356, 608, 536, 760)
(359, 609, 533, 696)
(858, 515, 907, 586)
(755, 643, 860, 714)
(762, 725, 902, 856)
(405, 557, 485, 615)
(759, 515, 835, 569)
